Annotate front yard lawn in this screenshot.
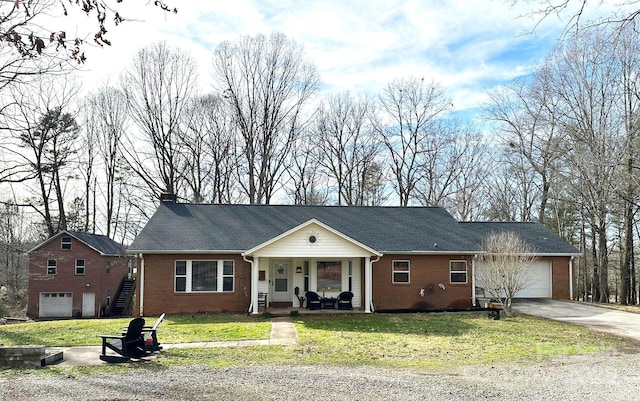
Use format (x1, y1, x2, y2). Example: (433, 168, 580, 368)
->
(0, 312, 626, 371)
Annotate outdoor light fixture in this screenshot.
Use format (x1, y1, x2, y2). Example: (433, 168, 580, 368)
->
(296, 266, 302, 273)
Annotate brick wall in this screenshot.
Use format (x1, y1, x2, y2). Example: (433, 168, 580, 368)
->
(137, 254, 252, 315)
(551, 256, 572, 300)
(372, 254, 473, 310)
(28, 237, 129, 318)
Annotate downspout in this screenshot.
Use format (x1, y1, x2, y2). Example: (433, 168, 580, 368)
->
(569, 256, 574, 300)
(138, 253, 144, 316)
(366, 255, 381, 313)
(243, 254, 258, 315)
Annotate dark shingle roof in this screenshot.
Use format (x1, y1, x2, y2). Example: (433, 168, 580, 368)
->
(128, 203, 579, 255)
(28, 230, 126, 256)
(66, 231, 126, 255)
(460, 222, 579, 255)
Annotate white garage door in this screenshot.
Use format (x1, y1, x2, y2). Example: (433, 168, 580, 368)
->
(39, 293, 73, 318)
(476, 260, 552, 299)
(516, 261, 552, 298)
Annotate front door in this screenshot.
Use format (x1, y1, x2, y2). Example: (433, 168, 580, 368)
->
(271, 260, 291, 302)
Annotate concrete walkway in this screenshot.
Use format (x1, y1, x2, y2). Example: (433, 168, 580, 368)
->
(51, 316, 297, 367)
(512, 299, 640, 342)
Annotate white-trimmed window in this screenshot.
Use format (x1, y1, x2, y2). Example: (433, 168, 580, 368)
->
(392, 260, 410, 283)
(75, 259, 86, 275)
(61, 236, 72, 250)
(174, 260, 234, 293)
(47, 259, 57, 275)
(450, 260, 468, 283)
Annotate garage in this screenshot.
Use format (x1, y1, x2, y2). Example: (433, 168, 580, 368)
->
(39, 292, 73, 318)
(516, 261, 552, 298)
(476, 260, 552, 299)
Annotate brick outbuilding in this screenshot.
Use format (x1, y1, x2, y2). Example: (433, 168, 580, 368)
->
(27, 231, 131, 318)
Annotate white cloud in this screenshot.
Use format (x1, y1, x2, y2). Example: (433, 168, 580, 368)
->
(68, 0, 625, 117)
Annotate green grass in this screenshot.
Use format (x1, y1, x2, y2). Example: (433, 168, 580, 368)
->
(0, 312, 626, 372)
(156, 312, 624, 371)
(0, 314, 271, 346)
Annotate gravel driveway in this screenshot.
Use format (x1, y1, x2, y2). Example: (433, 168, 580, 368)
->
(2, 349, 640, 400)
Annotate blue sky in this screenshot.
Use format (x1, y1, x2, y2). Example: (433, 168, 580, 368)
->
(74, 0, 625, 123)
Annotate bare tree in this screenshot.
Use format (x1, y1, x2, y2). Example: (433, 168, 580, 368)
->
(287, 131, 329, 205)
(212, 32, 320, 204)
(313, 92, 383, 205)
(121, 41, 198, 200)
(1, 77, 80, 236)
(84, 84, 128, 237)
(476, 231, 539, 314)
(544, 27, 622, 302)
(611, 24, 640, 305)
(485, 71, 563, 225)
(181, 94, 238, 203)
(439, 125, 489, 221)
(372, 77, 451, 206)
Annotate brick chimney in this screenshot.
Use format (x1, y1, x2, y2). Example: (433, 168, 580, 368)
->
(160, 193, 177, 203)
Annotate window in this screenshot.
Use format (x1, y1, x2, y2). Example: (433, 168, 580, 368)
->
(61, 236, 72, 250)
(174, 260, 234, 293)
(317, 261, 342, 292)
(392, 260, 410, 283)
(450, 261, 468, 283)
(47, 259, 57, 275)
(75, 259, 85, 275)
(175, 261, 187, 292)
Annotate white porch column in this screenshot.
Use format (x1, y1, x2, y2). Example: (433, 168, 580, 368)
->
(471, 256, 476, 306)
(569, 257, 574, 300)
(251, 257, 260, 315)
(364, 256, 372, 313)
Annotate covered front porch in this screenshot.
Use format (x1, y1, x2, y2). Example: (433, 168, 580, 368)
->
(244, 219, 381, 315)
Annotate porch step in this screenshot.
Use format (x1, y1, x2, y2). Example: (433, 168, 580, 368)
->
(268, 302, 293, 308)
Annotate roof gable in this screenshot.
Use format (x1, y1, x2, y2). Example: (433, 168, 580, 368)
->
(28, 230, 125, 256)
(244, 219, 382, 257)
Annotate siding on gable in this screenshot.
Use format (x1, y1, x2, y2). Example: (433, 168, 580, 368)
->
(251, 222, 375, 258)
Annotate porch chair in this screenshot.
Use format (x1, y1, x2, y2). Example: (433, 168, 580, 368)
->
(99, 317, 149, 362)
(337, 291, 354, 310)
(305, 291, 322, 310)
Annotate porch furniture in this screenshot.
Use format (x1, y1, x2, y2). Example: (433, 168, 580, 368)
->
(305, 291, 322, 310)
(100, 317, 149, 362)
(321, 297, 337, 309)
(258, 292, 268, 309)
(337, 291, 354, 310)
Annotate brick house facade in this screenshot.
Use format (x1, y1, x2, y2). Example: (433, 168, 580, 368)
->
(128, 201, 578, 315)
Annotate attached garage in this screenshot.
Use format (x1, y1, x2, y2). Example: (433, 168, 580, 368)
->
(39, 293, 73, 318)
(475, 260, 552, 299)
(516, 261, 552, 298)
